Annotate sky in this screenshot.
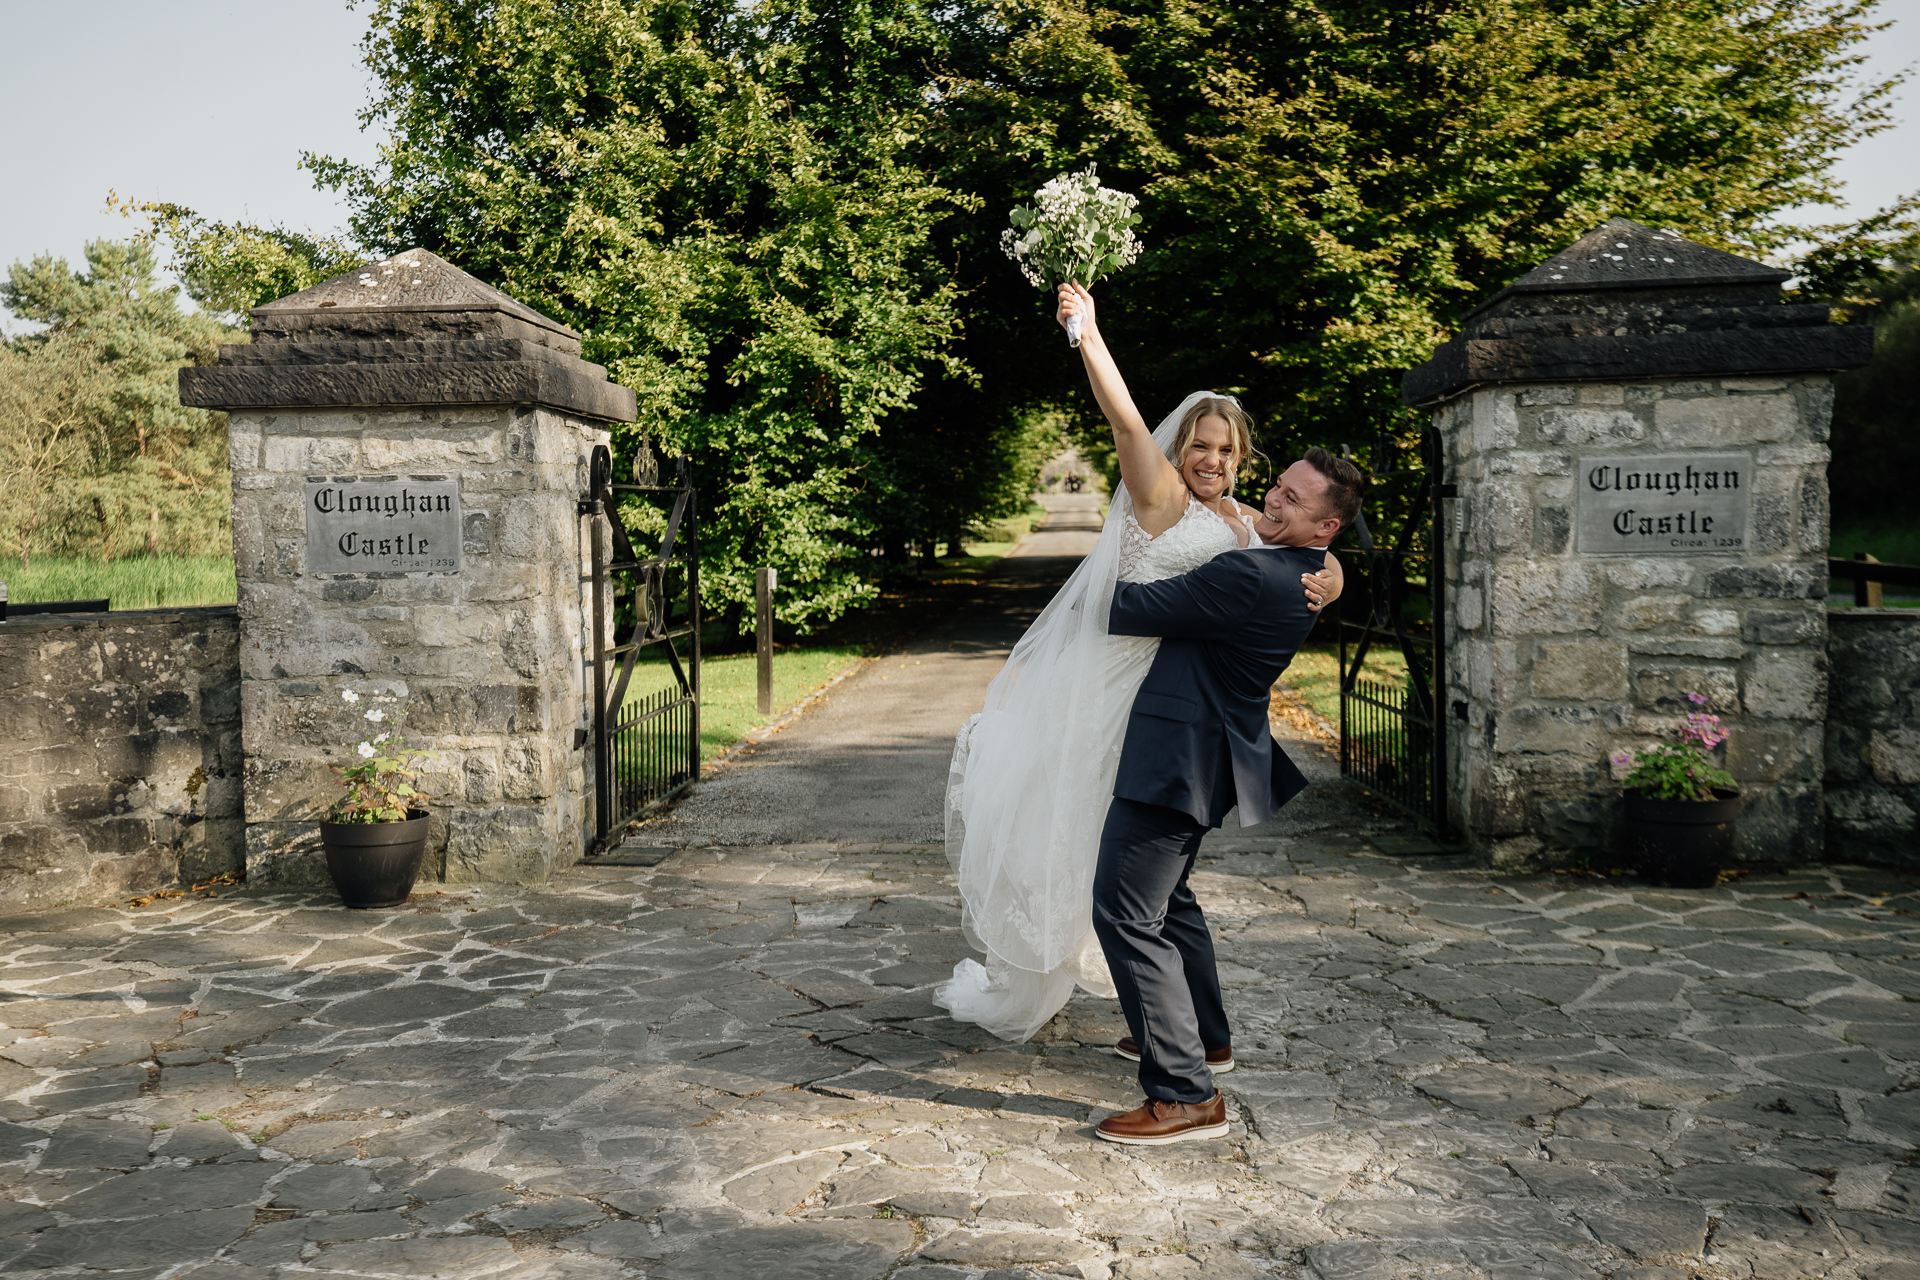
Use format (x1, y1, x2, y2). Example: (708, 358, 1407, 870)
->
(1, 0, 1917, 333)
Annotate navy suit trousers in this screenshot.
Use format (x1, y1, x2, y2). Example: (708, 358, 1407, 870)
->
(1092, 797, 1231, 1104)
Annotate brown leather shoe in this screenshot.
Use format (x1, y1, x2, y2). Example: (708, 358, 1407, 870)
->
(1095, 1091, 1230, 1145)
(1114, 1036, 1234, 1073)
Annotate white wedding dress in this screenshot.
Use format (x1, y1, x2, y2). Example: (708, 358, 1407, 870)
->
(937, 393, 1251, 1041)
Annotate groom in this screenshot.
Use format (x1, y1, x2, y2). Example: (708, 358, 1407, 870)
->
(1090, 447, 1363, 1144)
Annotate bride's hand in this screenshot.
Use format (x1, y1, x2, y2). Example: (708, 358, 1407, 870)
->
(1303, 567, 1338, 612)
(1056, 282, 1096, 335)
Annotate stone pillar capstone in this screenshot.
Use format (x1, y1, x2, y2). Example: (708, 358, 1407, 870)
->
(1403, 218, 1872, 869)
(181, 249, 636, 886)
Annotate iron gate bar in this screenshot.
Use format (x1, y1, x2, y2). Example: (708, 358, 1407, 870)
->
(1336, 426, 1451, 836)
(582, 442, 701, 852)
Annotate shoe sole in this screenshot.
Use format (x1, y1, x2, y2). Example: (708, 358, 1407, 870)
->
(1095, 1120, 1232, 1146)
(1113, 1047, 1235, 1074)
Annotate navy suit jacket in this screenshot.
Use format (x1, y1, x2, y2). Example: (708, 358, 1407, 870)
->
(1108, 544, 1326, 828)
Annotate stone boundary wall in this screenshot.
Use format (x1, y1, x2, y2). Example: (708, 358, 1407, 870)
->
(0, 607, 243, 909)
(1826, 609, 1920, 867)
(2, 604, 1913, 904)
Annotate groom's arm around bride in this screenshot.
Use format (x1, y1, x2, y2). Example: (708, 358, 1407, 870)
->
(1108, 539, 1328, 829)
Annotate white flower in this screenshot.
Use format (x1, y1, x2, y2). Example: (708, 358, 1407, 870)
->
(365, 709, 385, 722)
(341, 689, 360, 703)
(1002, 163, 1143, 291)
(357, 742, 376, 759)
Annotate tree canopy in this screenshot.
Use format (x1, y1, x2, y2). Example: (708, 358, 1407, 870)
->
(61, 0, 1913, 612)
(925, 0, 1914, 466)
(0, 242, 235, 564)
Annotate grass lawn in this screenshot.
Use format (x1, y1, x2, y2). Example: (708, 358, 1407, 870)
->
(1830, 515, 1920, 607)
(2, 554, 238, 609)
(1831, 516, 1920, 566)
(625, 645, 866, 759)
(1277, 644, 1410, 727)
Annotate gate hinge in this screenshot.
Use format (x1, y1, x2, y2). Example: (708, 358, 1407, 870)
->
(572, 728, 590, 749)
(577, 497, 602, 517)
(1437, 484, 1459, 499)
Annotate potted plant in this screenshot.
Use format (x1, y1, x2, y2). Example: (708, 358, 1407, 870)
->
(318, 689, 436, 909)
(1612, 693, 1740, 889)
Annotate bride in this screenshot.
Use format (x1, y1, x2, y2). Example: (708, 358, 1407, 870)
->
(937, 283, 1344, 1041)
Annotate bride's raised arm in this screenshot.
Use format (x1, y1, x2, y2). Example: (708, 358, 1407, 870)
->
(1056, 284, 1187, 534)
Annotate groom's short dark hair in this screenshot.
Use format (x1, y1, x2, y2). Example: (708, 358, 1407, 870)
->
(1303, 448, 1364, 530)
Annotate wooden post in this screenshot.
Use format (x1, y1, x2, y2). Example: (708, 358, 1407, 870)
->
(1855, 552, 1883, 608)
(756, 566, 776, 715)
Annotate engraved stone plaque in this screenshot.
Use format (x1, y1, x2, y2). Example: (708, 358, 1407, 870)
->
(1576, 453, 1750, 555)
(305, 477, 462, 573)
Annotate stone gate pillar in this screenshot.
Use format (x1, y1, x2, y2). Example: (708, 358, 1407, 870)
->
(1403, 218, 1872, 869)
(181, 250, 636, 885)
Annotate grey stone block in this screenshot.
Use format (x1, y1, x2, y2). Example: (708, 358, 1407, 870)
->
(1323, 1197, 1583, 1243)
(1666, 1162, 1828, 1202)
(489, 1195, 608, 1231)
(11, 1207, 256, 1270)
(1578, 1201, 1707, 1260)
(309, 1235, 523, 1274)
(271, 1162, 374, 1209)
(916, 1229, 1098, 1267)
(39, 1117, 152, 1168)
(315, 983, 498, 1028)
(183, 350, 635, 422)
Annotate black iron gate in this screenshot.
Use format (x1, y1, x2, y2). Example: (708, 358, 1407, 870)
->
(1337, 426, 1452, 834)
(580, 440, 700, 851)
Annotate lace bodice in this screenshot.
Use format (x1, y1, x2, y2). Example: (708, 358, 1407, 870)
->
(1117, 494, 1243, 584)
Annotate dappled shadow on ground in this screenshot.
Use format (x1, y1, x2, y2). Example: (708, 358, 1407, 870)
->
(3, 837, 1920, 1279)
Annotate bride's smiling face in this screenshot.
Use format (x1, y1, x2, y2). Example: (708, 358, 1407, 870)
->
(1180, 415, 1238, 501)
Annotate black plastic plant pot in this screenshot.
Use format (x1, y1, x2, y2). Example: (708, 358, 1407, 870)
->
(1626, 789, 1741, 889)
(319, 812, 430, 909)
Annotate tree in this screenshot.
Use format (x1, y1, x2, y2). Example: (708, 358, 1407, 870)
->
(306, 0, 1018, 630)
(1825, 253, 1920, 523)
(0, 241, 236, 562)
(927, 0, 1918, 474)
(110, 194, 365, 326)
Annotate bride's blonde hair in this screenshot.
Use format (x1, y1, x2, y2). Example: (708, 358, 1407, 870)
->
(1164, 395, 1260, 492)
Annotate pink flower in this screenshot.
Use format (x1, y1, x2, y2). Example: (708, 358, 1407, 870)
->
(1678, 710, 1729, 750)
(1687, 691, 1709, 706)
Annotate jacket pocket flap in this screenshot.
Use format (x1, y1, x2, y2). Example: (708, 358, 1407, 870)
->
(1135, 691, 1197, 723)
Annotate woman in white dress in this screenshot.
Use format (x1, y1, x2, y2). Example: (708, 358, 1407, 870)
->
(938, 283, 1343, 1041)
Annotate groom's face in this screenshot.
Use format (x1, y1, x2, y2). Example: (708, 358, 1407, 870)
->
(1256, 461, 1336, 547)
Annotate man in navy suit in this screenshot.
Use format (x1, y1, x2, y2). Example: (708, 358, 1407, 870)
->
(1092, 447, 1364, 1145)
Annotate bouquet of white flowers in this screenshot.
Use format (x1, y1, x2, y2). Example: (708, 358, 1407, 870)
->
(1000, 164, 1143, 347)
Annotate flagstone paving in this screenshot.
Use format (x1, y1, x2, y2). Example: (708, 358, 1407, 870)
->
(4, 836, 1920, 1280)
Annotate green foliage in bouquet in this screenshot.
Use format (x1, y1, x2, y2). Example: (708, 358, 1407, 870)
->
(1613, 694, 1736, 802)
(1001, 164, 1144, 290)
(326, 689, 437, 824)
